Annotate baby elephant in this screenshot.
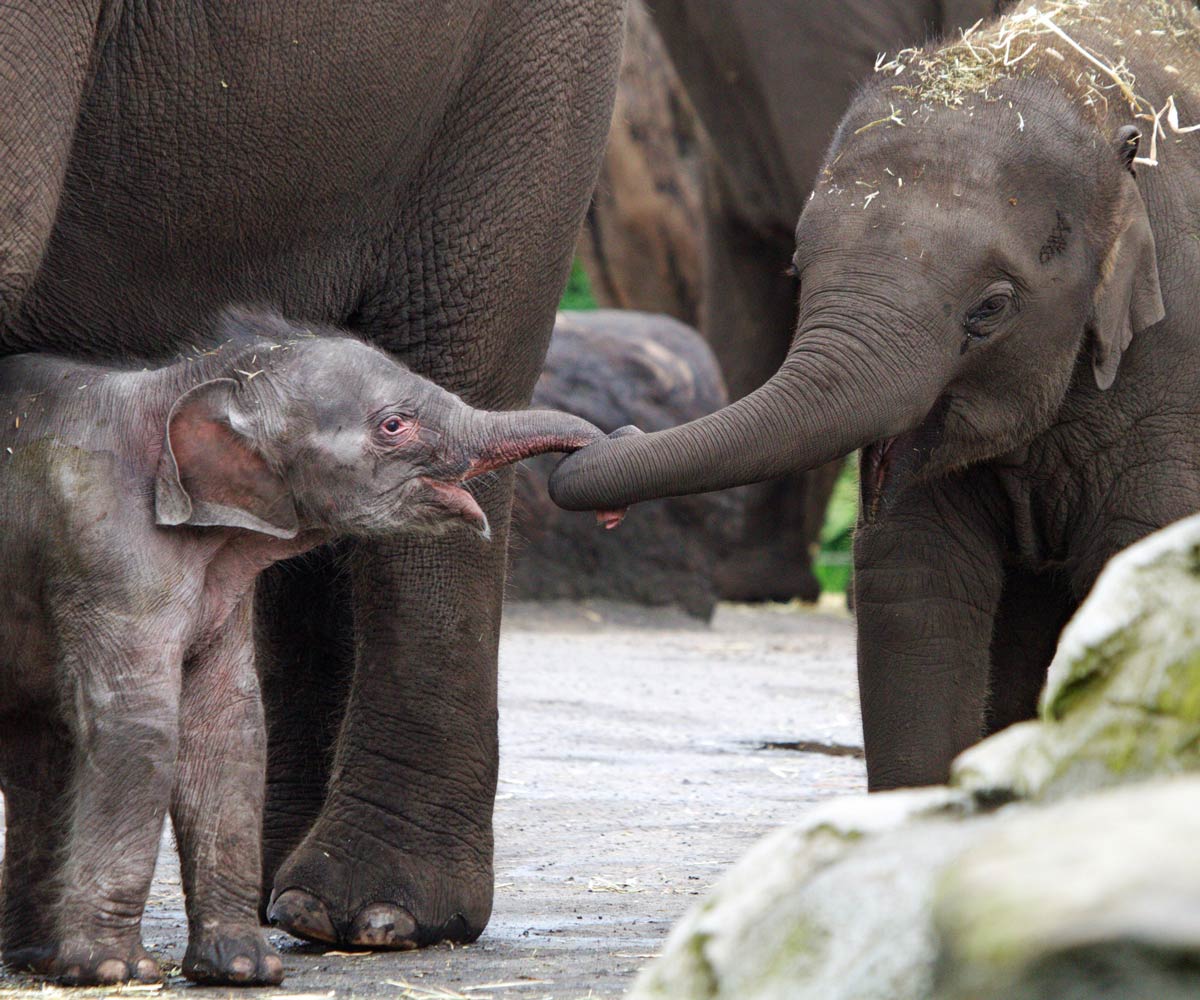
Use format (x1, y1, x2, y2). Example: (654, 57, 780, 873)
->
(0, 311, 609, 986)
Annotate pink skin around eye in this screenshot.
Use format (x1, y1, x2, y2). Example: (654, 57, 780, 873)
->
(379, 417, 417, 443)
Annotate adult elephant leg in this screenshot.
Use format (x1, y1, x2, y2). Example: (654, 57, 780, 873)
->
(700, 165, 838, 603)
(267, 0, 625, 950)
(854, 477, 1006, 790)
(984, 564, 1076, 738)
(256, 546, 354, 911)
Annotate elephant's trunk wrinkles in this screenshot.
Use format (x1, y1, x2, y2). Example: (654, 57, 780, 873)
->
(463, 408, 606, 479)
(549, 332, 939, 509)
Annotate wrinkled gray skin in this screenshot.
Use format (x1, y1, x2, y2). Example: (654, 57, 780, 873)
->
(0, 312, 608, 987)
(0, 0, 624, 952)
(553, 0, 1200, 790)
(634, 0, 1003, 601)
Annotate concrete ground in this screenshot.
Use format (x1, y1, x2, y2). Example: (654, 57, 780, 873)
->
(0, 600, 863, 1000)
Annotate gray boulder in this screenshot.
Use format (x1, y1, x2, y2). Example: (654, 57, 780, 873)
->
(934, 779, 1200, 1000)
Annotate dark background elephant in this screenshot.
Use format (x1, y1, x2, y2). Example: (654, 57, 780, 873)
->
(0, 0, 624, 952)
(552, 0, 1200, 790)
(582, 0, 1004, 602)
(511, 310, 740, 620)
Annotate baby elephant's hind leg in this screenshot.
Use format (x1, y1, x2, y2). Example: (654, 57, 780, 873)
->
(173, 600, 283, 986)
(48, 638, 179, 986)
(0, 715, 72, 972)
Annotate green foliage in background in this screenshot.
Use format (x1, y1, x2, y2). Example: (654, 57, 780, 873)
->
(560, 259, 858, 593)
(814, 459, 858, 594)
(559, 258, 599, 311)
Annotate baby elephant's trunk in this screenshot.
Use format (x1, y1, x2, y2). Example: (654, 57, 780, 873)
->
(461, 408, 607, 480)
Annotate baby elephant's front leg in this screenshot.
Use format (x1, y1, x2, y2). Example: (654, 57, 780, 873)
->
(173, 598, 283, 986)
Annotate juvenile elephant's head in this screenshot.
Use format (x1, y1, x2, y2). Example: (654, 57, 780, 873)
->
(550, 72, 1165, 518)
(156, 334, 608, 541)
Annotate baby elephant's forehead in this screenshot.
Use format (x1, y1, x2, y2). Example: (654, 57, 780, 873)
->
(276, 337, 451, 421)
(288, 336, 386, 371)
(286, 338, 398, 389)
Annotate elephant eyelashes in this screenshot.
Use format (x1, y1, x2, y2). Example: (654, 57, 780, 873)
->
(960, 289, 1015, 352)
(971, 294, 1010, 322)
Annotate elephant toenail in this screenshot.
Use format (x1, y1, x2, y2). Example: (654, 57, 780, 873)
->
(95, 959, 127, 983)
(229, 956, 255, 979)
(262, 954, 285, 983)
(348, 904, 419, 949)
(134, 958, 161, 982)
(268, 888, 338, 944)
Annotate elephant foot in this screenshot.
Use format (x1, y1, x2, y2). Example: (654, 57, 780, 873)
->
(49, 942, 160, 986)
(269, 888, 459, 950)
(267, 837, 489, 950)
(183, 922, 284, 985)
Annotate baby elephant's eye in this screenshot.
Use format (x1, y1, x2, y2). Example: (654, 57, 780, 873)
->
(379, 416, 413, 438)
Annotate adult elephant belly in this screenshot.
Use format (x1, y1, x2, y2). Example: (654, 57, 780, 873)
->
(6, 0, 482, 360)
(2, 0, 625, 950)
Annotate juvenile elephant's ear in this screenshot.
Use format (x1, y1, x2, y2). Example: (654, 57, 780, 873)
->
(1090, 128, 1165, 390)
(155, 378, 299, 539)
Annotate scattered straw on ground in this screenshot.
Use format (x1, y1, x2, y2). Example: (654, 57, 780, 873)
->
(872, 0, 1198, 165)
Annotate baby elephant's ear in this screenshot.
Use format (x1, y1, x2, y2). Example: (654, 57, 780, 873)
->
(154, 378, 299, 539)
(1090, 128, 1166, 390)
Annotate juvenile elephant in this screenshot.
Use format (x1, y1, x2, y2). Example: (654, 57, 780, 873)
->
(0, 311, 610, 985)
(553, 0, 1200, 789)
(0, 0, 624, 950)
(584, 0, 1005, 602)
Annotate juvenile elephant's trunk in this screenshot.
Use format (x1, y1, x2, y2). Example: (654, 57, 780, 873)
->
(462, 408, 606, 479)
(549, 331, 941, 510)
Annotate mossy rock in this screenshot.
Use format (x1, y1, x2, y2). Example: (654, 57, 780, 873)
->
(933, 778, 1200, 1000)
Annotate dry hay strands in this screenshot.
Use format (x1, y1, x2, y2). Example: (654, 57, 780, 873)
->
(873, 1, 1199, 166)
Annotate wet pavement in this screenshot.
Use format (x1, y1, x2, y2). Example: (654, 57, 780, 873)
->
(0, 600, 863, 999)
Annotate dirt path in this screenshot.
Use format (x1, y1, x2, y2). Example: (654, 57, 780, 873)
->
(0, 601, 862, 999)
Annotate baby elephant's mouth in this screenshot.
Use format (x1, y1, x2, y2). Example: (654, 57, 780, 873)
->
(420, 477, 491, 539)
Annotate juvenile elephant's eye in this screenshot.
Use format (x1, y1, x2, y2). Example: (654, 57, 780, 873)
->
(973, 295, 1009, 320)
(964, 290, 1014, 335)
